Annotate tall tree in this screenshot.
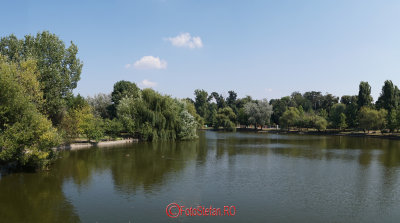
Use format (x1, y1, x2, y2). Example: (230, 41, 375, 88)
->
(209, 92, 226, 109)
(376, 80, 398, 111)
(340, 95, 358, 128)
(357, 81, 373, 108)
(0, 56, 60, 169)
(0, 31, 83, 125)
(110, 80, 139, 118)
(194, 89, 209, 118)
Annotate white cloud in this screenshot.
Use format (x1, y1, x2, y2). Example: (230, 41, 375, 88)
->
(140, 79, 157, 88)
(166, 33, 203, 49)
(265, 88, 273, 92)
(126, 56, 167, 70)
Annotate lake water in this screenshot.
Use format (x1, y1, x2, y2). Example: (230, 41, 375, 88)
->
(1, 131, 400, 222)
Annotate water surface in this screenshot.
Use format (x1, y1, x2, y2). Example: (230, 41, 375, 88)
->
(1, 131, 400, 222)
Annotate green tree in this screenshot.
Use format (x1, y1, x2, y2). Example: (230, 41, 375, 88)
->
(110, 81, 140, 118)
(103, 119, 124, 139)
(387, 110, 398, 132)
(279, 107, 300, 130)
(0, 56, 60, 169)
(341, 95, 358, 128)
(329, 103, 346, 129)
(244, 99, 273, 129)
(358, 107, 387, 133)
(376, 80, 398, 111)
(60, 103, 104, 142)
(194, 89, 209, 119)
(313, 115, 328, 131)
(357, 81, 373, 108)
(214, 107, 236, 131)
(339, 113, 347, 130)
(117, 88, 198, 141)
(87, 93, 112, 119)
(0, 31, 83, 125)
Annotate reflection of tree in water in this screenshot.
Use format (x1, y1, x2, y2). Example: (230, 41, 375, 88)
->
(0, 172, 80, 223)
(110, 140, 200, 194)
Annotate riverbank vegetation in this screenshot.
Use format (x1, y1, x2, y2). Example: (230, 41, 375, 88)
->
(2, 31, 400, 170)
(0, 32, 199, 170)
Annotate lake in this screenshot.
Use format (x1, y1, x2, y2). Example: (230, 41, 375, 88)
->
(1, 131, 400, 222)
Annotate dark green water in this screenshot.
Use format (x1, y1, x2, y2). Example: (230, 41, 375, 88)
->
(1, 131, 400, 222)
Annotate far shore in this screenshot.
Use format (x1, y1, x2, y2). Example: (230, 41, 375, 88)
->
(200, 127, 400, 140)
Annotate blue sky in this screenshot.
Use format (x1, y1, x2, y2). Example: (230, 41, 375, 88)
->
(2, 0, 400, 101)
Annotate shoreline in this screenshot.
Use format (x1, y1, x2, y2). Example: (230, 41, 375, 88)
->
(257, 129, 400, 140)
(201, 128, 400, 140)
(52, 138, 139, 151)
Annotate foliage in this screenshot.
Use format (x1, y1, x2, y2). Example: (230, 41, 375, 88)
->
(312, 115, 328, 131)
(0, 31, 83, 125)
(357, 81, 373, 108)
(103, 119, 124, 139)
(117, 89, 198, 141)
(244, 99, 273, 129)
(329, 103, 346, 129)
(87, 93, 112, 119)
(60, 102, 103, 142)
(358, 107, 387, 132)
(376, 80, 399, 111)
(0, 56, 60, 169)
(279, 107, 300, 129)
(214, 107, 236, 131)
(194, 89, 209, 121)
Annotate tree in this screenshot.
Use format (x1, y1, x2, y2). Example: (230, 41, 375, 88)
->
(60, 102, 104, 142)
(87, 93, 112, 119)
(244, 99, 273, 129)
(0, 31, 83, 125)
(103, 119, 124, 139)
(194, 89, 209, 119)
(339, 113, 347, 130)
(313, 115, 328, 131)
(0, 56, 60, 169)
(376, 80, 398, 111)
(110, 80, 140, 118)
(209, 92, 226, 109)
(387, 110, 398, 132)
(237, 107, 250, 127)
(226, 90, 238, 115)
(358, 107, 387, 133)
(304, 91, 323, 110)
(270, 97, 290, 125)
(357, 81, 373, 108)
(279, 107, 300, 130)
(117, 88, 198, 141)
(183, 99, 204, 128)
(214, 107, 236, 131)
(341, 95, 358, 128)
(329, 103, 346, 129)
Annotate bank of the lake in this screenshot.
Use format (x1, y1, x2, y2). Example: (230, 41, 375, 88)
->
(52, 138, 139, 151)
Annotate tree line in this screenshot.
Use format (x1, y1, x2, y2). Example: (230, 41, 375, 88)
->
(191, 80, 400, 133)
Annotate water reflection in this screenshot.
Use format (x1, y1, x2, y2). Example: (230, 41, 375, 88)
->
(0, 172, 80, 222)
(1, 131, 400, 222)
